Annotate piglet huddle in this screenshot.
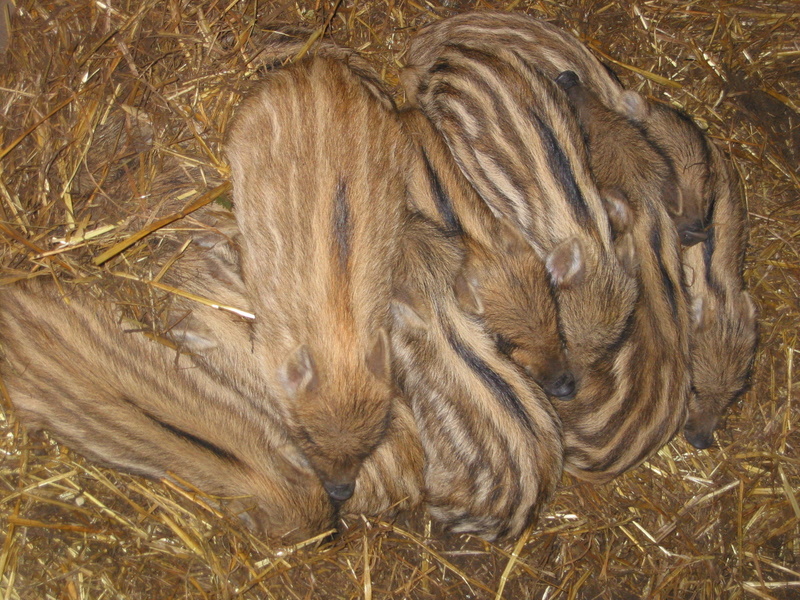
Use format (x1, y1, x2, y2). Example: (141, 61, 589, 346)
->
(0, 12, 757, 543)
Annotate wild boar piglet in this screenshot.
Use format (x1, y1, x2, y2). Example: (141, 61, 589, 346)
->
(553, 188, 692, 482)
(553, 70, 758, 450)
(681, 142, 757, 449)
(0, 281, 334, 542)
(402, 10, 716, 246)
(555, 70, 689, 245)
(403, 40, 638, 378)
(401, 108, 575, 398)
(227, 56, 410, 503)
(164, 214, 425, 520)
(390, 211, 564, 540)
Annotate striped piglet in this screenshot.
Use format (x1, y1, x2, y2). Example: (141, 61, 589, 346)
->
(227, 56, 408, 503)
(556, 72, 757, 449)
(0, 280, 334, 542)
(402, 10, 715, 246)
(403, 33, 693, 482)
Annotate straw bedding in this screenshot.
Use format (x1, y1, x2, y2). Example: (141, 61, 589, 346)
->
(0, 1, 798, 598)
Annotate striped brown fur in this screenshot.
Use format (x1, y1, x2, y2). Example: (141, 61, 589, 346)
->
(538, 77, 693, 477)
(630, 101, 713, 247)
(226, 56, 409, 502)
(391, 212, 563, 539)
(0, 281, 333, 542)
(402, 10, 715, 246)
(547, 122, 694, 480)
(545, 67, 694, 479)
(163, 219, 425, 519)
(555, 70, 681, 248)
(558, 193, 692, 481)
(681, 143, 757, 449)
(400, 108, 575, 398)
(403, 38, 638, 381)
(403, 30, 696, 481)
(552, 72, 757, 450)
(244, 26, 396, 113)
(402, 12, 625, 119)
(169, 202, 562, 539)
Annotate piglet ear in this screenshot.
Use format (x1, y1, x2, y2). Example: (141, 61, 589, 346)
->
(601, 188, 633, 236)
(497, 218, 531, 256)
(453, 263, 484, 315)
(741, 291, 758, 324)
(690, 296, 704, 330)
(614, 233, 638, 276)
(169, 317, 219, 353)
(617, 90, 649, 121)
(365, 329, 391, 381)
(391, 300, 428, 331)
(661, 179, 684, 218)
(546, 237, 585, 288)
(691, 296, 718, 332)
(399, 67, 423, 106)
(280, 345, 318, 397)
(600, 189, 638, 275)
(391, 285, 429, 331)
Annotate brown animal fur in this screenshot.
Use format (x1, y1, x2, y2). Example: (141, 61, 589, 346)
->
(249, 27, 396, 113)
(156, 37, 425, 521)
(390, 212, 563, 540)
(402, 40, 638, 381)
(403, 29, 697, 481)
(553, 72, 757, 450)
(0, 281, 333, 542)
(555, 70, 683, 243)
(162, 217, 425, 518)
(164, 194, 563, 538)
(400, 108, 575, 398)
(546, 72, 694, 480)
(681, 143, 757, 449)
(226, 57, 409, 501)
(402, 11, 715, 246)
(171, 110, 563, 537)
(624, 99, 713, 247)
(557, 190, 692, 481)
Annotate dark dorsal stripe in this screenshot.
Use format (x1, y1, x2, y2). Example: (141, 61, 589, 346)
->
(445, 326, 536, 436)
(649, 219, 679, 318)
(422, 150, 463, 235)
(118, 396, 241, 465)
(333, 177, 351, 272)
(603, 306, 637, 359)
(527, 107, 591, 226)
(156, 419, 241, 464)
(425, 47, 538, 233)
(154, 416, 241, 464)
(703, 218, 720, 295)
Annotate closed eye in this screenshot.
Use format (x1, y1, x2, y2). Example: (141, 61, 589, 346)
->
(493, 333, 518, 357)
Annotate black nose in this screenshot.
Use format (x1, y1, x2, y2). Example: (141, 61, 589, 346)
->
(323, 481, 355, 502)
(684, 428, 714, 450)
(555, 70, 579, 90)
(547, 372, 576, 399)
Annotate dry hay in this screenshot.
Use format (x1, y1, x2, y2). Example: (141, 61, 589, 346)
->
(0, 0, 798, 598)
